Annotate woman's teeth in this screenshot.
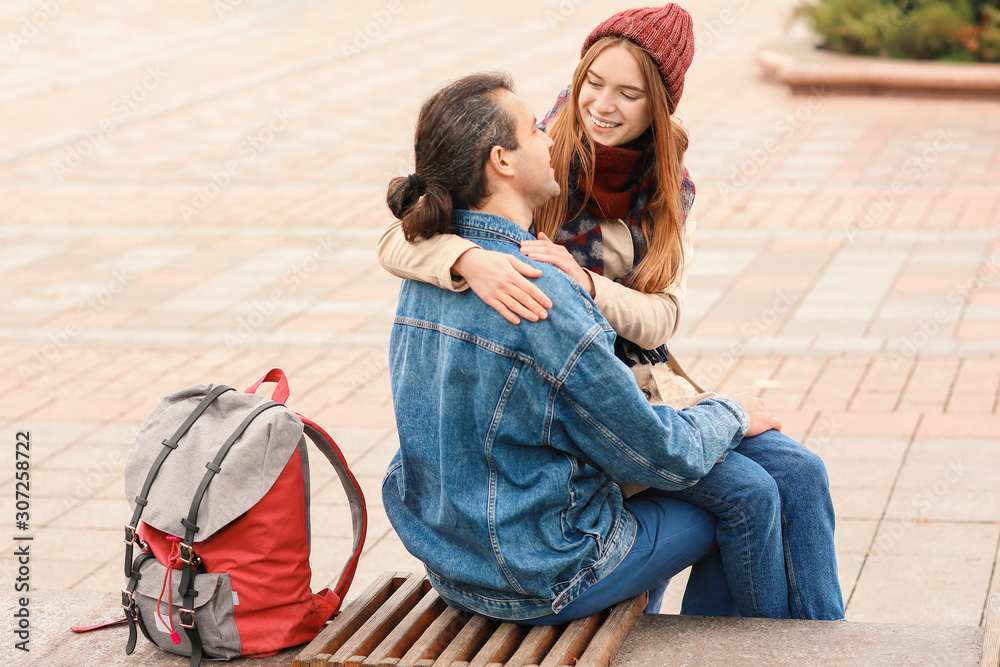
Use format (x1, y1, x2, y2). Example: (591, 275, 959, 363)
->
(591, 115, 621, 129)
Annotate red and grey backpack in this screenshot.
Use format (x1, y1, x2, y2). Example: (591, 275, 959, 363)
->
(120, 369, 366, 666)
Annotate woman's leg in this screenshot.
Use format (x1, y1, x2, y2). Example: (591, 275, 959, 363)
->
(662, 450, 790, 618)
(505, 494, 727, 624)
(735, 430, 845, 620)
(681, 548, 739, 616)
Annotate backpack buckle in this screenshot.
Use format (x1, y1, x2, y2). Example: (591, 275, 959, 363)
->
(121, 589, 134, 611)
(179, 543, 196, 564)
(178, 608, 195, 629)
(124, 524, 137, 545)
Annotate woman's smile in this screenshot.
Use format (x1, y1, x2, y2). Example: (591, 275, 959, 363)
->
(589, 114, 622, 130)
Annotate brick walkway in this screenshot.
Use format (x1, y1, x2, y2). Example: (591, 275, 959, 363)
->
(1, 0, 998, 633)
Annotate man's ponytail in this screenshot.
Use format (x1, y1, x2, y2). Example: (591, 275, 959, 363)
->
(386, 175, 454, 242)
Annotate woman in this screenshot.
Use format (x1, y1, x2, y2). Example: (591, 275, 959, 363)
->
(378, 4, 843, 620)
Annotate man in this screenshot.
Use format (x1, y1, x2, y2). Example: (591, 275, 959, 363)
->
(382, 72, 790, 623)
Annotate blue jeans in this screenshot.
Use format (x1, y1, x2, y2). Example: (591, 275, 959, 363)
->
(662, 430, 844, 620)
(442, 431, 843, 624)
(443, 495, 735, 624)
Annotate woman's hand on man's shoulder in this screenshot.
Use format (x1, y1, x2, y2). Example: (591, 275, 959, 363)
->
(521, 233, 596, 297)
(452, 247, 553, 325)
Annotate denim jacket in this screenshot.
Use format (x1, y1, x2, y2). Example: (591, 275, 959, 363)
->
(383, 210, 749, 621)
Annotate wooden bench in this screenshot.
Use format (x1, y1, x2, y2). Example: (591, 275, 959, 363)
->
(15, 577, 1000, 666)
(294, 571, 644, 667)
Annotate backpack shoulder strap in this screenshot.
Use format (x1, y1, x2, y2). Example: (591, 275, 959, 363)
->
(245, 368, 368, 613)
(125, 385, 234, 577)
(299, 416, 367, 610)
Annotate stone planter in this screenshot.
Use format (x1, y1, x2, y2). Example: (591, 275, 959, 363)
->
(758, 23, 1000, 98)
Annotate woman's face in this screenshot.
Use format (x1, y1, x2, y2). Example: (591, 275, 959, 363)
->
(577, 45, 652, 147)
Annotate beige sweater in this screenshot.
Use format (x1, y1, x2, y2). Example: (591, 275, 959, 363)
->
(375, 211, 713, 409)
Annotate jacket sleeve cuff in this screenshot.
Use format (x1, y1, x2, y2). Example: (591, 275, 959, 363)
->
(708, 396, 750, 448)
(376, 219, 477, 292)
(440, 244, 477, 291)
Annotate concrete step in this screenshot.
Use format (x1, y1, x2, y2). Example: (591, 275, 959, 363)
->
(616, 613, 988, 667)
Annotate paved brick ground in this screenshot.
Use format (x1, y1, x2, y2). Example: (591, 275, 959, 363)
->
(1, 0, 998, 642)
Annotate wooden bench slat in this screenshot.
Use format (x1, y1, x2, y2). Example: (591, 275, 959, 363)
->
(397, 603, 468, 665)
(504, 625, 560, 667)
(576, 594, 647, 667)
(466, 622, 531, 667)
(331, 572, 429, 665)
(538, 612, 603, 667)
(364, 587, 448, 666)
(430, 613, 497, 667)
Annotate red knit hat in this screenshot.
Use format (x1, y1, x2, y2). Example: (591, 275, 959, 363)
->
(581, 3, 695, 113)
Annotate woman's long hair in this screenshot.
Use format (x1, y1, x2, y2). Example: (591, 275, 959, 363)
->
(535, 37, 690, 295)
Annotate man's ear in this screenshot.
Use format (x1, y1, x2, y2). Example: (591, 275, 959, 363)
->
(487, 144, 515, 179)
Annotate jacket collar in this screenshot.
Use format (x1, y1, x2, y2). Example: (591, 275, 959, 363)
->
(452, 209, 534, 246)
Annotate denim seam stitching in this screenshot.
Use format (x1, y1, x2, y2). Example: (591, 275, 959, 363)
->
(562, 391, 693, 487)
(393, 317, 561, 384)
(452, 223, 524, 245)
(484, 362, 529, 595)
(780, 511, 806, 619)
(556, 322, 692, 486)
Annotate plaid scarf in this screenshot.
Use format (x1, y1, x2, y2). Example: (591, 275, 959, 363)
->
(556, 134, 657, 277)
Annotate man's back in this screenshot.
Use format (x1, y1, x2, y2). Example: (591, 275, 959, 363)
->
(384, 209, 747, 621)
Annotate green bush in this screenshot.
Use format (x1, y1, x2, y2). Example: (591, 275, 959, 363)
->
(797, 0, 1000, 61)
(982, 7, 1000, 60)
